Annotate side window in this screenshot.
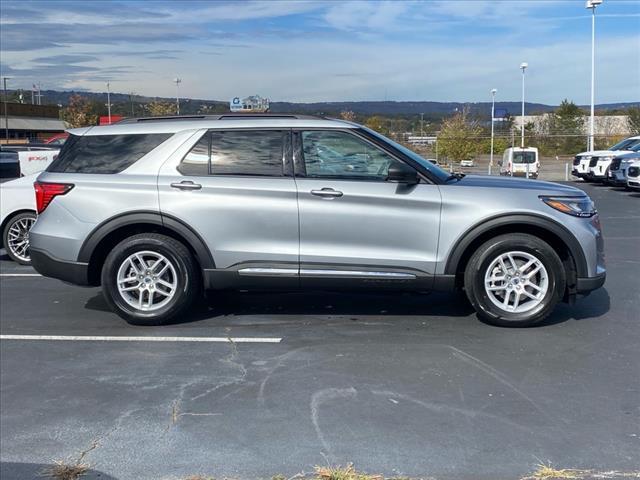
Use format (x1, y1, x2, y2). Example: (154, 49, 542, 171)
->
(48, 133, 171, 174)
(178, 134, 209, 176)
(300, 130, 404, 180)
(210, 130, 284, 176)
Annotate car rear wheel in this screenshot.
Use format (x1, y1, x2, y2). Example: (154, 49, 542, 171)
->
(3, 211, 37, 265)
(101, 233, 201, 325)
(464, 233, 565, 327)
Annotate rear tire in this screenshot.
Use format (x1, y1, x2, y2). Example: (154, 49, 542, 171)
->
(3, 211, 37, 265)
(464, 233, 565, 327)
(101, 233, 201, 326)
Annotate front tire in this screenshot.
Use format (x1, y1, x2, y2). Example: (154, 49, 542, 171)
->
(101, 233, 201, 326)
(3, 211, 37, 265)
(464, 233, 565, 327)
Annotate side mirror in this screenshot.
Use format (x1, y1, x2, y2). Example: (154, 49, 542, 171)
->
(387, 163, 419, 184)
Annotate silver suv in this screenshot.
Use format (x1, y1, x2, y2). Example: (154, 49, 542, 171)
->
(29, 114, 605, 327)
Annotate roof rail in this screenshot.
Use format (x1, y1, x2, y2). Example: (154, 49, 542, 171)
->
(117, 113, 323, 124)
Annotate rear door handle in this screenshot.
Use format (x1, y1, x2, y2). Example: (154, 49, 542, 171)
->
(171, 181, 202, 191)
(310, 188, 343, 198)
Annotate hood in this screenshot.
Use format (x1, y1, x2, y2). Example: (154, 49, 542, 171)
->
(450, 175, 585, 195)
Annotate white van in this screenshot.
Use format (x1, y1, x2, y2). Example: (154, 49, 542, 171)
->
(499, 147, 540, 178)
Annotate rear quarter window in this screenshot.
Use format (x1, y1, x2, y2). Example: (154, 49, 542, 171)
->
(47, 133, 171, 174)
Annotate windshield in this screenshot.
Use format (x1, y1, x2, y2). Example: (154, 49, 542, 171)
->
(512, 151, 537, 164)
(609, 138, 640, 151)
(360, 127, 451, 182)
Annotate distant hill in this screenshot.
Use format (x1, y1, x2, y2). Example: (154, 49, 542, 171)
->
(8, 89, 638, 118)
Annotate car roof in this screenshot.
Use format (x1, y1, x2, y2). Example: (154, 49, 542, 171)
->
(68, 114, 357, 136)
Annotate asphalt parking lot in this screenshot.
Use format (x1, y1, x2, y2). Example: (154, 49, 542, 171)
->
(1, 182, 638, 480)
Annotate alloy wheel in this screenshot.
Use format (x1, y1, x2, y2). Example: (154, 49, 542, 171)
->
(116, 251, 178, 311)
(7, 216, 36, 263)
(484, 250, 549, 314)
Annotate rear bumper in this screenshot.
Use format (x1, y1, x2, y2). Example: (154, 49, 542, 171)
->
(30, 248, 91, 286)
(576, 272, 606, 294)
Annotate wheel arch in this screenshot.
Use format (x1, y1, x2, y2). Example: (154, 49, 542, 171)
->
(445, 214, 587, 289)
(78, 211, 214, 286)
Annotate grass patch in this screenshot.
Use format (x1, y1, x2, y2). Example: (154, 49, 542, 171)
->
(315, 464, 383, 480)
(39, 460, 89, 480)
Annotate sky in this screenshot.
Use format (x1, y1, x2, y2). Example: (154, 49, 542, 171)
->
(1, 0, 639, 105)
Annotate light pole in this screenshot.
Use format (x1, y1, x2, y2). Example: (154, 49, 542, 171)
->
(3, 77, 9, 142)
(490, 88, 497, 172)
(420, 112, 424, 137)
(520, 62, 528, 149)
(174, 77, 182, 115)
(586, 0, 603, 151)
(106, 82, 112, 124)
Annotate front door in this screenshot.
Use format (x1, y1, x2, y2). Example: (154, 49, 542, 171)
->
(293, 129, 441, 289)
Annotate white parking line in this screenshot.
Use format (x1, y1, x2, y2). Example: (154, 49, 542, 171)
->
(0, 273, 42, 277)
(0, 335, 282, 343)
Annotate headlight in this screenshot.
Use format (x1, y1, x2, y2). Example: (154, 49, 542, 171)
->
(540, 196, 596, 218)
(601, 156, 613, 162)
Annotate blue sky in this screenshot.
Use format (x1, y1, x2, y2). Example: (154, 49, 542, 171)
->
(1, 0, 639, 104)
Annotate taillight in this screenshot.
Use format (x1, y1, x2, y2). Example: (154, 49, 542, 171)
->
(34, 182, 74, 214)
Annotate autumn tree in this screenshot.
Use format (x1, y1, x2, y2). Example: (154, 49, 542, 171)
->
(340, 110, 356, 122)
(437, 108, 482, 162)
(627, 106, 640, 135)
(61, 95, 99, 128)
(146, 100, 176, 116)
(364, 115, 388, 134)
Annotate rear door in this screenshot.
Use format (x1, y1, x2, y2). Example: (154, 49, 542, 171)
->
(293, 129, 441, 289)
(158, 129, 299, 285)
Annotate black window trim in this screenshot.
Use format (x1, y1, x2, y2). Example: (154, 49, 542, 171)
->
(178, 127, 293, 178)
(292, 128, 436, 184)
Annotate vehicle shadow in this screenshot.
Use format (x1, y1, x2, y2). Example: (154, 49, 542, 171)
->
(0, 461, 118, 480)
(84, 287, 610, 328)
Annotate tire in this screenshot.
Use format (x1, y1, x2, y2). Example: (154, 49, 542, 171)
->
(2, 211, 37, 265)
(101, 233, 201, 326)
(464, 233, 565, 327)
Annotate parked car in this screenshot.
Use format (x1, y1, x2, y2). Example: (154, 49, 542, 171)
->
(589, 142, 640, 182)
(460, 159, 474, 167)
(607, 151, 640, 187)
(0, 150, 21, 179)
(29, 114, 605, 328)
(499, 147, 540, 178)
(572, 136, 640, 181)
(0, 145, 60, 176)
(0, 173, 38, 264)
(627, 160, 640, 191)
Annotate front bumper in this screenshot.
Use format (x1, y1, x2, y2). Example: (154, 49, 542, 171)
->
(576, 272, 606, 294)
(30, 248, 91, 286)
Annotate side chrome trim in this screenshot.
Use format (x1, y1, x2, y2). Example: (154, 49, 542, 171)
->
(238, 267, 298, 277)
(300, 269, 416, 279)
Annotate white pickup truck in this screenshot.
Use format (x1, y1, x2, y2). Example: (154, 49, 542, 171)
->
(0, 145, 60, 176)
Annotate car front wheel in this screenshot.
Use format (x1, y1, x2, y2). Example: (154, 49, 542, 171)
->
(3, 211, 37, 265)
(101, 233, 201, 326)
(464, 233, 565, 327)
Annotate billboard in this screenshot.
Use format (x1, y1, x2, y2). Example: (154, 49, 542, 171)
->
(229, 95, 270, 113)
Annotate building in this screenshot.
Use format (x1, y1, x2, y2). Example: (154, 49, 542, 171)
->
(1, 103, 67, 144)
(512, 114, 631, 136)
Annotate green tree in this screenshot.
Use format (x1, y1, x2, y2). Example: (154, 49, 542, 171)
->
(61, 95, 99, 128)
(627, 106, 640, 135)
(437, 108, 482, 162)
(364, 115, 388, 135)
(542, 99, 586, 155)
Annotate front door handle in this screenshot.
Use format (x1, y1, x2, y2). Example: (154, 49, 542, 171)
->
(171, 181, 202, 191)
(311, 188, 343, 198)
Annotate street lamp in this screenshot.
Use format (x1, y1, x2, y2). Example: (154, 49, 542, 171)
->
(420, 112, 424, 137)
(490, 88, 497, 172)
(586, 0, 603, 151)
(106, 82, 112, 124)
(520, 62, 528, 149)
(3, 77, 10, 142)
(174, 77, 182, 115)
